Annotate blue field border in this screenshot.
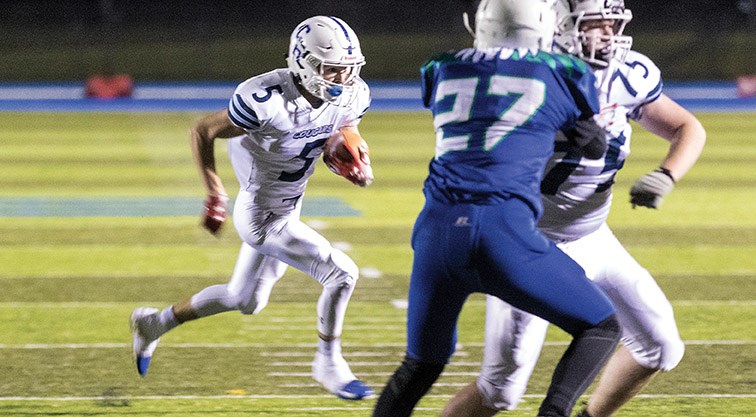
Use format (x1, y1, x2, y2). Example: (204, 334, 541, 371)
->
(0, 81, 753, 112)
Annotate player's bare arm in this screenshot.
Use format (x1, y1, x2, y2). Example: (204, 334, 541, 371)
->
(629, 94, 706, 209)
(189, 109, 244, 197)
(189, 109, 244, 234)
(638, 94, 706, 181)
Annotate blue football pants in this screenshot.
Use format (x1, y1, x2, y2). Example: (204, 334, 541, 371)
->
(406, 196, 616, 362)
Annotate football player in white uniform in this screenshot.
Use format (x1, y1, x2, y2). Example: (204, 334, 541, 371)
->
(129, 16, 375, 401)
(440, 1, 706, 416)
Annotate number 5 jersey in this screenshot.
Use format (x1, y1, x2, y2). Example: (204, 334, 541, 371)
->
(226, 69, 371, 211)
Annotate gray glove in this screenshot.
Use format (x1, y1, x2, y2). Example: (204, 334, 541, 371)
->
(629, 168, 675, 209)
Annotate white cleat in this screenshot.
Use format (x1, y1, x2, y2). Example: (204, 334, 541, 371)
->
(130, 307, 161, 377)
(312, 351, 375, 400)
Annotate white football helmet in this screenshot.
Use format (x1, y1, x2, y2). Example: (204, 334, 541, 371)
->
(467, 0, 558, 50)
(286, 16, 365, 106)
(554, 0, 633, 67)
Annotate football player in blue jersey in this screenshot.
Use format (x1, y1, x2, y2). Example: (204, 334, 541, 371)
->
(129, 16, 375, 401)
(439, 1, 706, 417)
(371, 1, 623, 417)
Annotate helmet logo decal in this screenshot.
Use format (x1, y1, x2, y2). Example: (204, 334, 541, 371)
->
(327, 15, 355, 55)
(291, 24, 311, 64)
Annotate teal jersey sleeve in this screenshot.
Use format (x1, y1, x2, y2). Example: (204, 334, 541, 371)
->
(552, 53, 600, 121)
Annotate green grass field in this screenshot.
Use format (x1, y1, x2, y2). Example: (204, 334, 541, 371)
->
(0, 111, 754, 417)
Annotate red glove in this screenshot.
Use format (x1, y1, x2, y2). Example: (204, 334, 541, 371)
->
(202, 194, 229, 235)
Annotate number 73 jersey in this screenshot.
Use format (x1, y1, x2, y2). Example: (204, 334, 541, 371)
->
(420, 47, 599, 217)
(226, 69, 370, 210)
(538, 50, 663, 242)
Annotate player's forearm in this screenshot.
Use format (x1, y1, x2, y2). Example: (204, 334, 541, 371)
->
(658, 118, 706, 181)
(189, 126, 226, 197)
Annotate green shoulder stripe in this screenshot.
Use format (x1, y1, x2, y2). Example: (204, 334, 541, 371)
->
(517, 50, 590, 77)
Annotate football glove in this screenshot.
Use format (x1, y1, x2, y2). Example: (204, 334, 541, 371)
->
(629, 168, 675, 209)
(565, 118, 607, 160)
(202, 194, 229, 234)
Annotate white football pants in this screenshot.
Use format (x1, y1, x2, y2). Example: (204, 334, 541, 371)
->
(189, 189, 359, 338)
(478, 222, 685, 410)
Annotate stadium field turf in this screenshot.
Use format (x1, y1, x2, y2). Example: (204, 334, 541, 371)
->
(0, 111, 753, 416)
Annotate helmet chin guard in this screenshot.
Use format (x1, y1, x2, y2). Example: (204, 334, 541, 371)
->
(554, 0, 633, 68)
(286, 16, 365, 106)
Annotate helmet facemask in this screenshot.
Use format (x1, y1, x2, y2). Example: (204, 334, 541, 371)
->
(300, 55, 362, 106)
(287, 16, 365, 106)
(555, 0, 633, 68)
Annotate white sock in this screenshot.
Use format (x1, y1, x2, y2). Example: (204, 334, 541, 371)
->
(318, 337, 342, 358)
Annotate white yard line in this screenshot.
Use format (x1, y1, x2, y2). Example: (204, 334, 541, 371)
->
(0, 300, 753, 308)
(0, 394, 753, 402)
(269, 361, 483, 367)
(0, 340, 752, 349)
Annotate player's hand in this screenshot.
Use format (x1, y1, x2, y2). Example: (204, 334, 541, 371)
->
(566, 118, 607, 160)
(323, 129, 374, 187)
(629, 168, 675, 209)
(202, 194, 229, 234)
(341, 160, 373, 187)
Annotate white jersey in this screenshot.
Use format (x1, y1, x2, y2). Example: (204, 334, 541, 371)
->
(226, 68, 370, 211)
(538, 51, 662, 241)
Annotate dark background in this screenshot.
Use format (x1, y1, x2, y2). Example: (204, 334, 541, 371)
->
(2, 0, 755, 81)
(4, 0, 754, 33)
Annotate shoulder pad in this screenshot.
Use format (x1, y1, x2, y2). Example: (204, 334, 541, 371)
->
(551, 52, 600, 117)
(227, 71, 286, 130)
(621, 51, 663, 103)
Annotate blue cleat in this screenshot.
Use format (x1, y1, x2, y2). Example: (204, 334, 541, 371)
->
(336, 379, 375, 400)
(130, 307, 161, 377)
(136, 356, 152, 376)
(312, 351, 375, 400)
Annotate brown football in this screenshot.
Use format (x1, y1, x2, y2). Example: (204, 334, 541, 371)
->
(322, 128, 373, 187)
(323, 130, 355, 164)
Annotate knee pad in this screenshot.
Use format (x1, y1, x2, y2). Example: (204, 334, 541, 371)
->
(237, 293, 268, 315)
(320, 248, 359, 289)
(476, 376, 522, 411)
(476, 345, 540, 411)
(627, 333, 685, 371)
(657, 337, 685, 371)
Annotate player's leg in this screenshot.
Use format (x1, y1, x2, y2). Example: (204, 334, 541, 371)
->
(479, 200, 620, 417)
(373, 200, 471, 417)
(372, 275, 461, 417)
(440, 296, 550, 417)
(177, 243, 286, 319)
(561, 224, 684, 417)
(130, 242, 285, 376)
(440, 384, 494, 417)
(581, 345, 656, 417)
(235, 197, 371, 400)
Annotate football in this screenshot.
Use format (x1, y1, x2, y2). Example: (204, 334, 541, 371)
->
(323, 128, 373, 187)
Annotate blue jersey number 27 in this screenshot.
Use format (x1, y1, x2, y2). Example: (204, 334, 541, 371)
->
(433, 75, 545, 155)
